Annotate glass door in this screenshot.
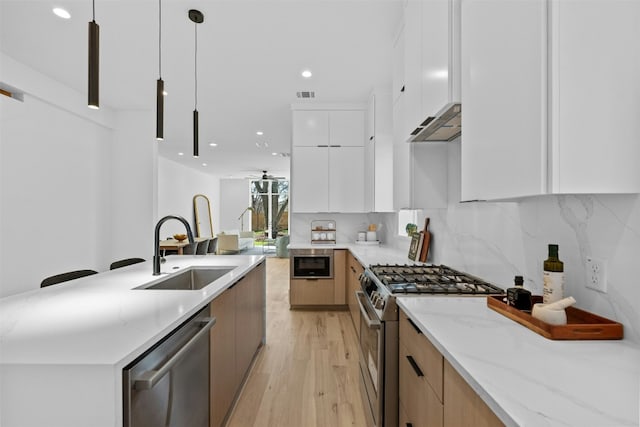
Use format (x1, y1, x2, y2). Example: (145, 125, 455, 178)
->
(250, 179, 289, 240)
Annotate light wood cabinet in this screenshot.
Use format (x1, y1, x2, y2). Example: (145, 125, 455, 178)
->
(346, 252, 364, 336)
(291, 108, 366, 213)
(210, 261, 266, 427)
(444, 360, 503, 427)
(210, 284, 237, 427)
(461, 0, 640, 200)
(399, 308, 503, 427)
(289, 250, 347, 308)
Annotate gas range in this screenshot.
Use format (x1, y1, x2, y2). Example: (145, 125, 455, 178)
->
(360, 264, 505, 321)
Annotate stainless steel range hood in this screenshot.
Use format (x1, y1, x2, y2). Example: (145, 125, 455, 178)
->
(408, 102, 461, 142)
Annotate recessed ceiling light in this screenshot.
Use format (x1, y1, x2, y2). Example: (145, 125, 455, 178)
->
(256, 131, 264, 136)
(178, 152, 184, 156)
(202, 163, 207, 166)
(272, 152, 278, 156)
(301, 69, 312, 78)
(209, 142, 217, 147)
(53, 7, 71, 19)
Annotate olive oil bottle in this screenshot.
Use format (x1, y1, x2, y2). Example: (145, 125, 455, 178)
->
(543, 244, 564, 303)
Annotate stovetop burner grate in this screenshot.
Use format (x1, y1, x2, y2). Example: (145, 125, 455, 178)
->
(370, 264, 504, 295)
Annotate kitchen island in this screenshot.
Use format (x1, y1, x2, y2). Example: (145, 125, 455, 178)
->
(0, 255, 265, 427)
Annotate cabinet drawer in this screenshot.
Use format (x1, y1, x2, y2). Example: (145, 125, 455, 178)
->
(290, 278, 335, 306)
(399, 342, 444, 427)
(400, 309, 443, 402)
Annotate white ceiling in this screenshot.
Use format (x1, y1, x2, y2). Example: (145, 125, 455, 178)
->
(0, 0, 402, 179)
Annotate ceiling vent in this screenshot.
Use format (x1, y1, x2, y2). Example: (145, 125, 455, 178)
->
(296, 91, 315, 99)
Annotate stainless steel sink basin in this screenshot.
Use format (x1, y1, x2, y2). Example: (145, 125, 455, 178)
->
(140, 267, 235, 290)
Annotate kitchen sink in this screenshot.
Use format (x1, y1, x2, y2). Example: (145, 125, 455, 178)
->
(139, 267, 235, 290)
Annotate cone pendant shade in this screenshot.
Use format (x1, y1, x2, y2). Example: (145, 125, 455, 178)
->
(88, 20, 99, 109)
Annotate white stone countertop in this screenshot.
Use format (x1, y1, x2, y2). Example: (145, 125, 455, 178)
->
(0, 255, 265, 427)
(397, 297, 640, 427)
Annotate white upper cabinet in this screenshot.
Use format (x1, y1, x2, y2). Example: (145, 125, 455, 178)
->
(420, 0, 451, 120)
(291, 107, 366, 212)
(401, 0, 458, 141)
(329, 111, 365, 147)
(403, 0, 423, 138)
(461, 0, 640, 200)
(292, 110, 329, 146)
(461, 0, 547, 200)
(366, 91, 394, 212)
(392, 25, 405, 106)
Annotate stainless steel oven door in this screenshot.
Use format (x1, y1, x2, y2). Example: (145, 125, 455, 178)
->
(356, 290, 384, 426)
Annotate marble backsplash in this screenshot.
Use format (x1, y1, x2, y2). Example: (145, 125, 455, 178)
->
(290, 143, 640, 345)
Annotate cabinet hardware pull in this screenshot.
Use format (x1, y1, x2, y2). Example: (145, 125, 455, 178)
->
(400, 85, 405, 92)
(317, 144, 329, 147)
(406, 355, 424, 377)
(369, 136, 374, 141)
(329, 144, 342, 147)
(407, 317, 422, 335)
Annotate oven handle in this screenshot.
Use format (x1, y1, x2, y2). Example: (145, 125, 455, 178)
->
(356, 290, 381, 330)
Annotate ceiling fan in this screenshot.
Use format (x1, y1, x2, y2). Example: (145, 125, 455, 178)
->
(246, 170, 286, 181)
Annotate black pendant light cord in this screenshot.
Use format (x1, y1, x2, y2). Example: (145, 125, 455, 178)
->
(92, 0, 95, 22)
(158, 0, 162, 79)
(194, 22, 198, 110)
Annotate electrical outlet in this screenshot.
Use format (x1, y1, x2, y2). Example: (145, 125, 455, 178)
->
(586, 256, 607, 293)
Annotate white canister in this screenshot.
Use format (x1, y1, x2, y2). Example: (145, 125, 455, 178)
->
(366, 231, 377, 241)
(357, 231, 366, 241)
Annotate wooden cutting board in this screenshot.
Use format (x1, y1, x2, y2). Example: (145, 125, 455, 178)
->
(419, 217, 431, 262)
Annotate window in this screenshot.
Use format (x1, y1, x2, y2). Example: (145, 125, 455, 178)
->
(397, 209, 423, 236)
(250, 179, 289, 239)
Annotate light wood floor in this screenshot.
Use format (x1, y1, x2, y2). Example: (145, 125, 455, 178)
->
(226, 257, 367, 427)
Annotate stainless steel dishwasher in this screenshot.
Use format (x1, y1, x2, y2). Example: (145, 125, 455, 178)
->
(123, 304, 215, 427)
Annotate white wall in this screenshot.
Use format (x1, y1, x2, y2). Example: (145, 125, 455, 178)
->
(219, 179, 252, 232)
(157, 157, 220, 238)
(0, 54, 157, 297)
(110, 110, 157, 262)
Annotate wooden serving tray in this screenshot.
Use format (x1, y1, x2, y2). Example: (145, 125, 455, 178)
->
(487, 295, 623, 340)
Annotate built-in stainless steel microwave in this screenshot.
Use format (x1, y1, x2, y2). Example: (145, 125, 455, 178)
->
(290, 249, 333, 279)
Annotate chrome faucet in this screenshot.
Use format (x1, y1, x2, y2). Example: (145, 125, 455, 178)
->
(153, 215, 195, 275)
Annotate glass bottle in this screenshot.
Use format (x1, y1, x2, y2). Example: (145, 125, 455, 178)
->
(507, 275, 532, 311)
(543, 244, 564, 303)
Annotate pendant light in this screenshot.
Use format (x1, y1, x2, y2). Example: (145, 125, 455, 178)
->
(156, 0, 164, 140)
(88, 0, 99, 109)
(189, 9, 204, 158)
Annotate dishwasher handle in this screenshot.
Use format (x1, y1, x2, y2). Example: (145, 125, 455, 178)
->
(134, 317, 216, 390)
